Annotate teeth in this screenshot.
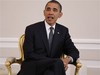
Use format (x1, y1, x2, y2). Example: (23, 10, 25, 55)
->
(48, 17, 54, 19)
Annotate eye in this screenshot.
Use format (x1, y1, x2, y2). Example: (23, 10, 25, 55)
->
(46, 7, 51, 11)
(53, 8, 58, 12)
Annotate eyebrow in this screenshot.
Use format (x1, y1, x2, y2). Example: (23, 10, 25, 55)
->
(46, 7, 58, 10)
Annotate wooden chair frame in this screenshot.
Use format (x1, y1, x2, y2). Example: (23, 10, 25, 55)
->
(5, 34, 82, 75)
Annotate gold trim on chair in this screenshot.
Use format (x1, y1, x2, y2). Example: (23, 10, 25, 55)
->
(74, 59, 82, 75)
(5, 34, 25, 75)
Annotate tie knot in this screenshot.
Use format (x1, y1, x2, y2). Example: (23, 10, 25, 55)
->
(50, 27, 54, 30)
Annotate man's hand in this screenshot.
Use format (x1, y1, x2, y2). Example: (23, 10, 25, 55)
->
(60, 56, 71, 71)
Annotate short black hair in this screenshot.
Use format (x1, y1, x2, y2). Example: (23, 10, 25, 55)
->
(45, 0, 62, 12)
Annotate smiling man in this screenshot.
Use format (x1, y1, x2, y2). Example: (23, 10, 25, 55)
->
(17, 0, 79, 75)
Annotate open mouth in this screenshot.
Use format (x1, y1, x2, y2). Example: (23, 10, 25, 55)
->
(47, 16, 54, 19)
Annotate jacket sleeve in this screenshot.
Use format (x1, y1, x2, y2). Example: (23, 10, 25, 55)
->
(63, 28, 79, 63)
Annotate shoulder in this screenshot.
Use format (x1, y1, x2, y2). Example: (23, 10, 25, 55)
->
(56, 23, 69, 32)
(24, 21, 44, 33)
(26, 21, 44, 29)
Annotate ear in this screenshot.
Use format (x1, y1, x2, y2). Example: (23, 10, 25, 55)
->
(58, 12, 63, 18)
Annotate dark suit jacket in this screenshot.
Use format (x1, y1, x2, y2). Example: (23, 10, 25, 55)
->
(23, 21, 79, 61)
(18, 21, 79, 75)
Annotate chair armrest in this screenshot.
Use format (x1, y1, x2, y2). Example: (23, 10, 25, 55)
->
(5, 57, 22, 75)
(5, 57, 18, 75)
(76, 58, 82, 68)
(74, 58, 82, 75)
(6, 57, 16, 64)
(5, 57, 22, 66)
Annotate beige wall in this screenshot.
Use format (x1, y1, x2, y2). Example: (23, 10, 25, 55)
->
(0, 0, 100, 39)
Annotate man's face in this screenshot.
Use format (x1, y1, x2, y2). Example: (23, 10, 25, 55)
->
(44, 2, 62, 26)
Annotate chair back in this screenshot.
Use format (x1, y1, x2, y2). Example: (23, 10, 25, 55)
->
(18, 34, 25, 62)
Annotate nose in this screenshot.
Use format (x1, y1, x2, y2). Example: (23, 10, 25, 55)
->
(49, 10, 54, 15)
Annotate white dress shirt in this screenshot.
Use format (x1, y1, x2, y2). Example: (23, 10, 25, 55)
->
(45, 21, 56, 39)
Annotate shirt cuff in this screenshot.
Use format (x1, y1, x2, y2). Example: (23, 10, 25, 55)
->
(67, 56, 73, 63)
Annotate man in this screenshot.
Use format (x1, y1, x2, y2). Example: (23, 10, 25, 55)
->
(17, 0, 79, 75)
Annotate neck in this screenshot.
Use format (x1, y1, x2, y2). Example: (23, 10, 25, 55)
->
(45, 20, 56, 26)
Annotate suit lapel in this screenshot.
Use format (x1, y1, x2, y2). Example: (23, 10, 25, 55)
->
(40, 22, 50, 55)
(50, 24, 61, 56)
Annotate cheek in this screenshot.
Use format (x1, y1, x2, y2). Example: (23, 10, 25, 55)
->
(58, 13, 62, 18)
(44, 13, 49, 17)
(55, 13, 61, 18)
(44, 11, 47, 16)
(55, 15, 60, 19)
(44, 12, 46, 16)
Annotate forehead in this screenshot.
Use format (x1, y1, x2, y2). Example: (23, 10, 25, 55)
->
(46, 2, 60, 9)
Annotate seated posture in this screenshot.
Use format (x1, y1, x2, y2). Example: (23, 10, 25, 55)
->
(17, 0, 79, 75)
